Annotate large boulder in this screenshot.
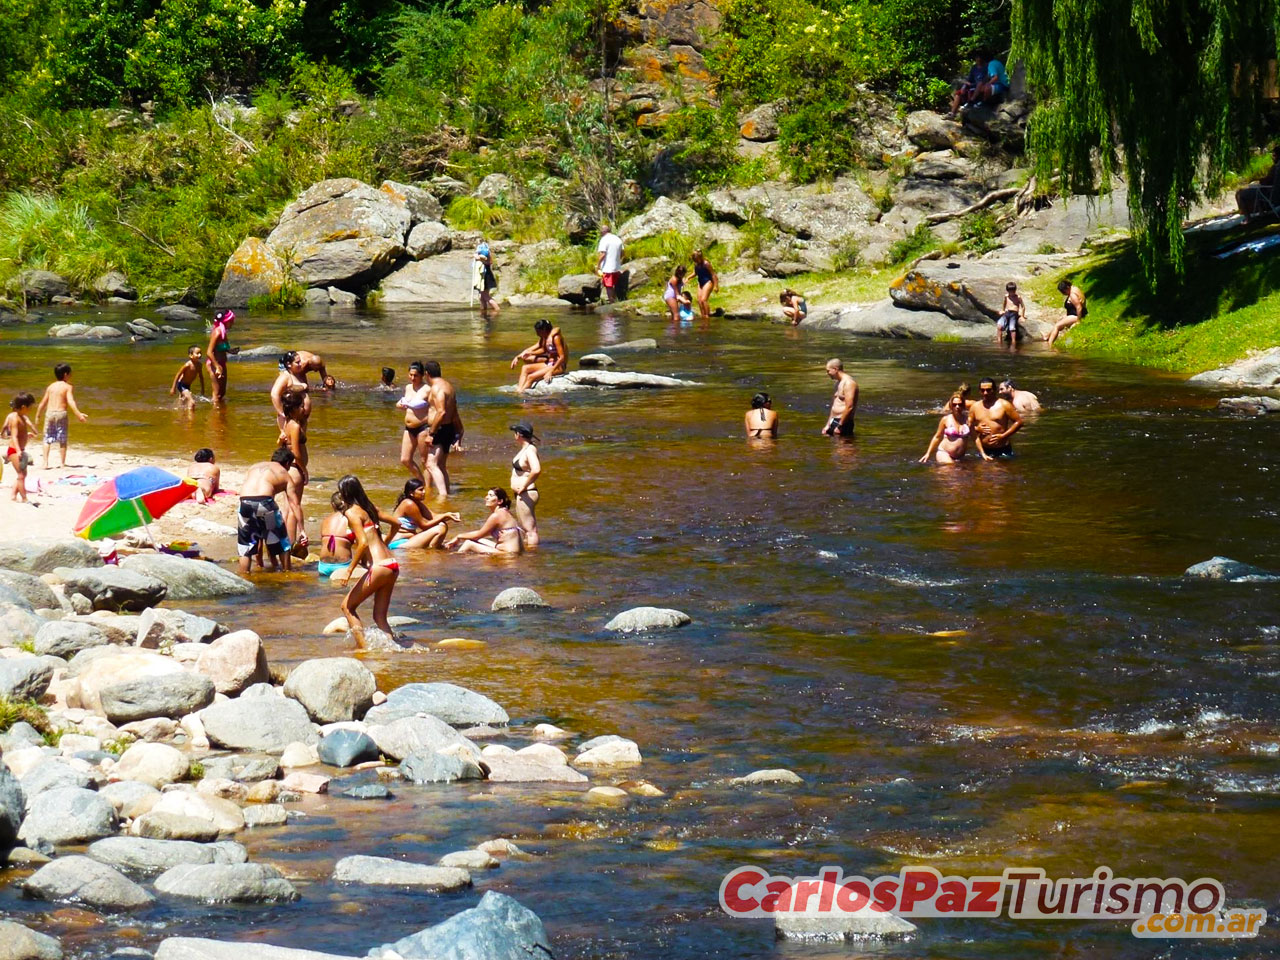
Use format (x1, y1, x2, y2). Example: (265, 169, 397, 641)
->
(515, 370, 698, 393)
(52, 566, 167, 612)
(266, 178, 410, 289)
(200, 695, 318, 753)
(282, 658, 376, 723)
(119, 555, 253, 600)
(619, 196, 704, 241)
(405, 221, 452, 259)
(333, 855, 471, 890)
(556, 273, 603, 305)
(0, 767, 24, 862)
(194, 630, 269, 695)
(1184, 556, 1275, 581)
(135, 607, 228, 648)
(88, 836, 244, 876)
(619, 0, 722, 49)
(99, 673, 216, 723)
(905, 110, 966, 150)
(368, 890, 552, 960)
(154, 862, 299, 903)
(364, 682, 508, 728)
(23, 856, 154, 910)
(366, 715, 476, 762)
(72, 650, 185, 714)
(18, 787, 117, 847)
(888, 258, 1052, 331)
(377, 249, 476, 304)
(0, 606, 45, 648)
(803, 299, 990, 340)
(110, 741, 190, 787)
(379, 180, 443, 224)
(33, 620, 111, 658)
(93, 270, 136, 300)
(473, 173, 522, 205)
(0, 570, 61, 610)
(483, 753, 587, 783)
(18, 270, 70, 303)
(1190, 347, 1280, 390)
(213, 238, 286, 308)
(399, 750, 485, 784)
(0, 539, 101, 574)
(0, 655, 54, 701)
(0, 920, 62, 960)
(706, 179, 880, 243)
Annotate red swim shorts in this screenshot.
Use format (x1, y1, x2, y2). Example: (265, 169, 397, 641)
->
(601, 271, 621, 288)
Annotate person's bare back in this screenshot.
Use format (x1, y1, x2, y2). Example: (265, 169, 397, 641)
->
(422, 361, 462, 497)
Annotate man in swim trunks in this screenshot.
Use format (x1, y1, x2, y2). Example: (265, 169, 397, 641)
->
(969, 377, 1022, 456)
(236, 448, 300, 573)
(822, 358, 858, 437)
(170, 346, 206, 407)
(423, 359, 463, 497)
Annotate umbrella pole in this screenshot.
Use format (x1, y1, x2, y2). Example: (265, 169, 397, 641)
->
(132, 499, 160, 551)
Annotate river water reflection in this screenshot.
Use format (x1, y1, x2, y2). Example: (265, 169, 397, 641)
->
(1, 303, 1278, 958)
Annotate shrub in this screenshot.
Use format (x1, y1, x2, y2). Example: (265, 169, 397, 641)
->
(446, 196, 511, 234)
(959, 210, 1001, 255)
(887, 223, 938, 264)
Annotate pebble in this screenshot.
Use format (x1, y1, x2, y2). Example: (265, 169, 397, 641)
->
(533, 723, 569, 740)
(586, 786, 630, 806)
(731, 768, 804, 785)
(436, 638, 487, 650)
(476, 838, 525, 858)
(279, 742, 320, 768)
(619, 779, 666, 797)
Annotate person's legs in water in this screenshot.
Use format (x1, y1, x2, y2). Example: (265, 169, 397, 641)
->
(397, 521, 450, 550)
(425, 442, 450, 497)
(515, 488, 539, 548)
(341, 566, 390, 644)
(400, 426, 425, 482)
(456, 538, 500, 555)
(370, 569, 398, 635)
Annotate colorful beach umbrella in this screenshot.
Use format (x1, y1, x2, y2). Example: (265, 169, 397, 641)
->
(74, 467, 196, 541)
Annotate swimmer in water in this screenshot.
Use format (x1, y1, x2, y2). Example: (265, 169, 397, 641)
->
(318, 491, 366, 578)
(388, 479, 460, 550)
(170, 346, 206, 407)
(745, 392, 779, 438)
(379, 367, 396, 391)
(920, 394, 986, 464)
(446, 488, 524, 555)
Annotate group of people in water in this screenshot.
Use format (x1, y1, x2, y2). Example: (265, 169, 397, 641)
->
(745, 361, 1040, 465)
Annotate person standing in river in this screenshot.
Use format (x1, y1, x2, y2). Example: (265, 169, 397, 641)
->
(691, 249, 719, 323)
(920, 394, 986, 464)
(334, 474, 401, 647)
(236, 448, 300, 573)
(205, 310, 235, 404)
(969, 377, 1022, 456)
(597, 224, 625, 303)
(509, 421, 542, 548)
(423, 360, 463, 497)
(271, 349, 328, 431)
(396, 361, 431, 484)
(822, 359, 858, 437)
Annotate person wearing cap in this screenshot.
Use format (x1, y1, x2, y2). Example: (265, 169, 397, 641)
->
(206, 309, 236, 404)
(509, 421, 542, 548)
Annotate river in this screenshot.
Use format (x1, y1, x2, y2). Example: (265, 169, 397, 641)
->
(1, 303, 1278, 958)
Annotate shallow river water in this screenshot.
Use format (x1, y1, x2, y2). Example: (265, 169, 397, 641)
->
(1, 303, 1279, 958)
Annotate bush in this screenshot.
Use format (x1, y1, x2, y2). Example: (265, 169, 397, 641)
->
(887, 223, 938, 264)
(959, 210, 1001, 255)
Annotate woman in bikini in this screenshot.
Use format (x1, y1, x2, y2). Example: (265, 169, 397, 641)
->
(744, 392, 779, 438)
(446, 488, 524, 556)
(396, 361, 431, 482)
(663, 265, 688, 325)
(279, 391, 309, 552)
(389, 479, 460, 550)
(205, 310, 234, 404)
(511, 319, 568, 392)
(318, 492, 364, 578)
(271, 351, 313, 432)
(691, 250, 719, 323)
(509, 421, 542, 548)
(919, 394, 989, 464)
(334, 475, 400, 645)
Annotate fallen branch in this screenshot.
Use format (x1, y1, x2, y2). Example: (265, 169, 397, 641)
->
(113, 218, 176, 258)
(208, 93, 257, 155)
(925, 187, 1022, 224)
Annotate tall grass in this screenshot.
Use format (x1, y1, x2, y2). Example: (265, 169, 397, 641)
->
(0, 191, 110, 289)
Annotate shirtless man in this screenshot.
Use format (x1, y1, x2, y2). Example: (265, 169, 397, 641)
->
(822, 358, 858, 437)
(35, 363, 89, 469)
(970, 377, 1022, 456)
(235, 448, 301, 573)
(422, 360, 464, 497)
(1045, 279, 1087, 347)
(999, 379, 1041, 415)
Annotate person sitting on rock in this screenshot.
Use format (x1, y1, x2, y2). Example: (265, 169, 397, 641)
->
(948, 52, 990, 118)
(977, 55, 1010, 106)
(997, 281, 1026, 344)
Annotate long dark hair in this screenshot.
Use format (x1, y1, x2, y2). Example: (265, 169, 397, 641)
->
(336, 475, 380, 521)
(489, 487, 511, 509)
(397, 478, 425, 507)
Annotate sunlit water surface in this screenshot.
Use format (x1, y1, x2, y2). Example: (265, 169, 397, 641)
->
(1, 304, 1278, 959)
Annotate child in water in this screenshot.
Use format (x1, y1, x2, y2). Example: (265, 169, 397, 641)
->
(677, 291, 695, 323)
(379, 367, 396, 391)
(170, 346, 206, 406)
(3, 393, 36, 502)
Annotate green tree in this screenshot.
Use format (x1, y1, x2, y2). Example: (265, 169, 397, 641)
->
(1013, 0, 1279, 287)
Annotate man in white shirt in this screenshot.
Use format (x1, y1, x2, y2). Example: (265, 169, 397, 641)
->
(596, 224, 625, 302)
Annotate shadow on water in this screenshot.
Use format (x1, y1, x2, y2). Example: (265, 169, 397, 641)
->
(1, 303, 1279, 957)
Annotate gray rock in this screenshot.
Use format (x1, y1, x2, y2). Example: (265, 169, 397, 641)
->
(316, 729, 380, 768)
(380, 180, 443, 224)
(775, 907, 917, 941)
(483, 755, 588, 783)
(135, 608, 227, 648)
(20, 760, 94, 797)
(739, 101, 781, 141)
(490, 587, 550, 612)
(153, 939, 355, 960)
(1, 720, 45, 750)
(23, 855, 154, 910)
(368, 890, 552, 960)
(193, 629, 269, 695)
(0, 656, 54, 701)
(119, 555, 253, 601)
(0, 766, 25, 862)
(905, 110, 965, 150)
(399, 750, 485, 784)
(367, 715, 475, 762)
(405, 221, 452, 259)
(282, 657, 376, 723)
(732, 768, 804, 785)
(332, 780, 391, 800)
(1191, 347, 1280, 390)
(577, 353, 616, 368)
(911, 150, 977, 181)
(604, 606, 692, 632)
(707, 178, 879, 243)
(154, 862, 299, 903)
(333, 855, 471, 890)
(0, 570, 60, 610)
(47, 324, 92, 339)
(125, 321, 158, 340)
(329, 286, 359, 306)
(364, 682, 509, 727)
(85, 325, 127, 340)
(619, 196, 704, 242)
(155, 305, 201, 322)
(198, 754, 279, 783)
(0, 539, 101, 574)
(93, 271, 136, 300)
(33, 620, 111, 658)
(19, 270, 70, 302)
(473, 173, 521, 205)
(133, 812, 220, 842)
(961, 97, 1030, 147)
(52, 567, 167, 613)
(556, 273, 602, 305)
(18, 787, 116, 847)
(516, 370, 698, 393)
(378, 249, 477, 304)
(229, 344, 284, 360)
(87, 836, 245, 876)
(596, 338, 657, 355)
(99, 780, 162, 818)
(0, 607, 46, 648)
(0, 919, 63, 960)
(803, 298, 989, 340)
(887, 257, 1056, 331)
(200, 695, 318, 753)
(1184, 556, 1276, 581)
(242, 804, 288, 828)
(889, 176, 984, 218)
(1217, 395, 1280, 416)
(100, 673, 216, 723)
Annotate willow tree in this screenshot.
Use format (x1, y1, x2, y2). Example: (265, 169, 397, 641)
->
(1013, 0, 1279, 288)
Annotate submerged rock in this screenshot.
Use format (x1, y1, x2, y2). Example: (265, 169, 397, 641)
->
(732, 768, 804, 785)
(490, 586, 551, 612)
(1184, 556, 1277, 581)
(154, 940, 355, 960)
(510, 370, 699, 394)
(333, 855, 471, 890)
(574, 735, 642, 767)
(23, 856, 155, 910)
(1217, 395, 1280, 416)
(368, 890, 552, 960)
(603, 606, 691, 632)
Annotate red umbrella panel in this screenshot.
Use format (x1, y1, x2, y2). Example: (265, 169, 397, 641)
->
(74, 466, 197, 540)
